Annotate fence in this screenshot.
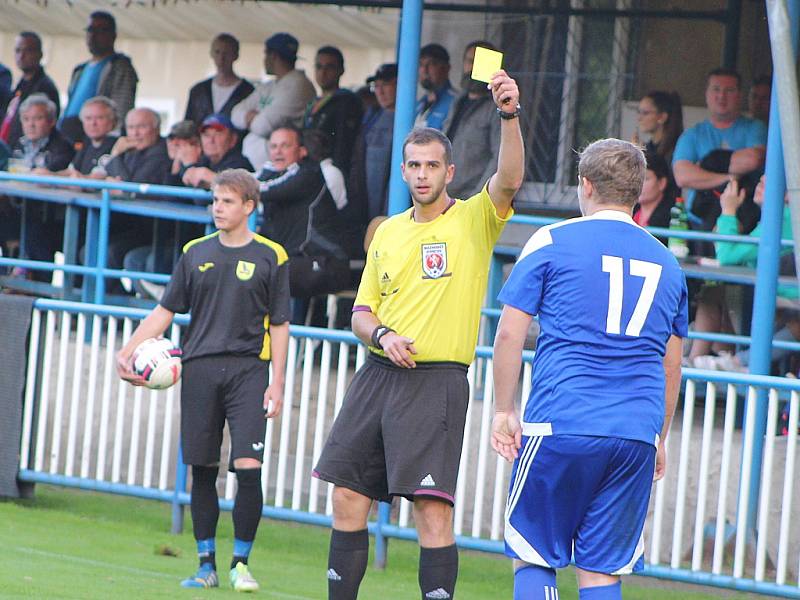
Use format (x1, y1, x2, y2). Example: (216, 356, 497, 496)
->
(14, 298, 800, 598)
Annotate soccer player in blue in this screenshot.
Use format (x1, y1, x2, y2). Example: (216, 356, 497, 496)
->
(491, 139, 687, 600)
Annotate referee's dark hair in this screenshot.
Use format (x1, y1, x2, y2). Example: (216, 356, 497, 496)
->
(402, 127, 453, 166)
(212, 169, 260, 212)
(578, 138, 645, 208)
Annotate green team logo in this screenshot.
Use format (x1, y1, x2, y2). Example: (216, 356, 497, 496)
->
(236, 260, 255, 281)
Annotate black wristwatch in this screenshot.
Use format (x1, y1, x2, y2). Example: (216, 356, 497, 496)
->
(498, 103, 521, 120)
(371, 325, 395, 348)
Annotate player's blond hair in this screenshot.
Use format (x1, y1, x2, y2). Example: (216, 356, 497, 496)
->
(577, 138, 646, 208)
(212, 169, 260, 210)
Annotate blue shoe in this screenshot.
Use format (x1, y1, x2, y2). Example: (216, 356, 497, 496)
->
(180, 562, 219, 588)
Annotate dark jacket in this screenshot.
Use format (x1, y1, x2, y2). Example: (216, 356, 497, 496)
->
(303, 89, 363, 175)
(71, 135, 117, 175)
(62, 52, 138, 141)
(257, 158, 346, 259)
(184, 78, 254, 125)
(105, 138, 169, 184)
(3, 67, 61, 148)
(633, 196, 675, 246)
(165, 148, 253, 189)
(12, 129, 75, 171)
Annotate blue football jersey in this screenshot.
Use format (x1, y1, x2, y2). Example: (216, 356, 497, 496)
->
(498, 210, 688, 445)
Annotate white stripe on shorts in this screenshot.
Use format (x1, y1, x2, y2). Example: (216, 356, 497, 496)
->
(506, 435, 543, 518)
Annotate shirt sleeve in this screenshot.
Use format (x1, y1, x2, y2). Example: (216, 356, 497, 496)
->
(353, 226, 383, 313)
(159, 252, 192, 314)
(269, 258, 291, 325)
(715, 214, 757, 266)
(464, 182, 514, 252)
(249, 75, 316, 137)
(497, 227, 553, 316)
(231, 87, 260, 130)
(672, 127, 698, 164)
(747, 119, 768, 147)
(672, 274, 689, 338)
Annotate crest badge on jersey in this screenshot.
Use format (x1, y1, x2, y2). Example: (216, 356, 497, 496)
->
(236, 260, 255, 281)
(421, 242, 450, 279)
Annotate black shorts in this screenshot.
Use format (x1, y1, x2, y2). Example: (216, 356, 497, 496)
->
(180, 354, 269, 469)
(314, 354, 469, 504)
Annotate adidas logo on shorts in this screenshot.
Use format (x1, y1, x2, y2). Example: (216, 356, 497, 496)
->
(425, 588, 450, 599)
(420, 474, 436, 487)
(327, 568, 342, 581)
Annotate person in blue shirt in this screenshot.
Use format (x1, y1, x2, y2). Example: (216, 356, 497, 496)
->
(415, 44, 457, 131)
(492, 139, 687, 600)
(672, 68, 766, 233)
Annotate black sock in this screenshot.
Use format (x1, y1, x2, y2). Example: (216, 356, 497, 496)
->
(231, 468, 263, 569)
(190, 465, 220, 569)
(419, 544, 458, 600)
(328, 528, 369, 600)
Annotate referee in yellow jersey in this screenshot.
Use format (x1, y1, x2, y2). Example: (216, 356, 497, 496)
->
(314, 70, 523, 600)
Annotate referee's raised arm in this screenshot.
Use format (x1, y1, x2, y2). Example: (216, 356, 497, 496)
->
(487, 70, 525, 218)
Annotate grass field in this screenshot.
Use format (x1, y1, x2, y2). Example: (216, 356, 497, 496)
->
(0, 485, 756, 599)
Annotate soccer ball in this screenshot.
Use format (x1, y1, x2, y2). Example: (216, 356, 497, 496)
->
(132, 337, 182, 390)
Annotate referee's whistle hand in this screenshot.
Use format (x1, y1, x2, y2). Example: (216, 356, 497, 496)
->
(380, 333, 417, 369)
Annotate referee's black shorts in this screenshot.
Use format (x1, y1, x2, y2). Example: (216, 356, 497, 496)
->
(314, 354, 469, 504)
(180, 354, 269, 469)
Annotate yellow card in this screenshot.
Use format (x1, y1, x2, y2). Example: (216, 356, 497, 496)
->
(471, 47, 503, 83)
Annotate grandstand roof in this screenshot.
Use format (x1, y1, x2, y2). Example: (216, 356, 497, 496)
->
(0, 0, 399, 48)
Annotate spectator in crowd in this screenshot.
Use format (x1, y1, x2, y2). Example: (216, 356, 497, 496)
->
(303, 46, 362, 176)
(61, 11, 138, 142)
(636, 90, 683, 165)
(415, 43, 457, 130)
(632, 152, 675, 236)
(103, 107, 169, 184)
(12, 94, 74, 171)
(0, 139, 8, 171)
(673, 68, 766, 239)
(354, 85, 378, 117)
(304, 128, 347, 211)
(443, 40, 501, 199)
(10, 94, 74, 277)
(164, 120, 202, 186)
(691, 177, 798, 371)
(748, 75, 771, 124)
(257, 124, 349, 322)
(0, 62, 11, 115)
(52, 96, 118, 177)
(171, 114, 253, 190)
(232, 32, 316, 170)
(349, 63, 397, 227)
(0, 32, 60, 148)
(184, 33, 254, 129)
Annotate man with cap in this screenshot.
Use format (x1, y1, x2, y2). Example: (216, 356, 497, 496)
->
(346, 63, 397, 234)
(415, 43, 457, 130)
(178, 114, 254, 190)
(232, 32, 316, 170)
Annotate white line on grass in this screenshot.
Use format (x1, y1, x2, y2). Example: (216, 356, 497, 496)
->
(11, 545, 317, 599)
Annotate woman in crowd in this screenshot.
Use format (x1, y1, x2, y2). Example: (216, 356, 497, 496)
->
(636, 90, 683, 165)
(632, 151, 675, 236)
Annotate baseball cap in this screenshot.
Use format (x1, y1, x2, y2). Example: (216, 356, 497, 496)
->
(167, 120, 198, 140)
(266, 32, 299, 62)
(200, 113, 235, 132)
(366, 63, 398, 84)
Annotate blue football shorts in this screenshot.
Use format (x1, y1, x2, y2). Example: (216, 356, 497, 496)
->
(504, 434, 656, 575)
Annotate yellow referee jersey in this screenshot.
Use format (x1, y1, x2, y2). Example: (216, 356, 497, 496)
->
(354, 184, 512, 365)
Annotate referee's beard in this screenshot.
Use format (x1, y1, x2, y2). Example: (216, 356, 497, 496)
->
(410, 180, 448, 206)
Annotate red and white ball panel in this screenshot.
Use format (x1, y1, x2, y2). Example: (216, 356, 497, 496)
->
(132, 337, 182, 390)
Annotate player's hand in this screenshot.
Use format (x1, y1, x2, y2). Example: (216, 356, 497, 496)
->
(380, 332, 417, 369)
(720, 178, 745, 216)
(489, 70, 519, 111)
(654, 441, 667, 481)
(264, 382, 284, 418)
(115, 350, 146, 386)
(491, 410, 522, 462)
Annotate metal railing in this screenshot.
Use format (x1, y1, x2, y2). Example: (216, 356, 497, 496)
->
(14, 298, 800, 597)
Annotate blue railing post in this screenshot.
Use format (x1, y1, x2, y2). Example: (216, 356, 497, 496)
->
(739, 0, 800, 536)
(374, 501, 392, 569)
(386, 0, 423, 217)
(93, 189, 111, 305)
(171, 444, 188, 535)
